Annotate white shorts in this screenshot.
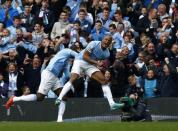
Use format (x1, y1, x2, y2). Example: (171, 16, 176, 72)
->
(38, 70, 62, 95)
(71, 59, 100, 77)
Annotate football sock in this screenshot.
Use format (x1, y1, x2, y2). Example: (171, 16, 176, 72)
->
(57, 100, 66, 122)
(102, 84, 115, 106)
(13, 94, 37, 102)
(58, 81, 72, 100)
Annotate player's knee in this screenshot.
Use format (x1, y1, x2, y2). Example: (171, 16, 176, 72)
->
(99, 78, 107, 85)
(62, 96, 68, 101)
(70, 73, 79, 84)
(36, 94, 45, 101)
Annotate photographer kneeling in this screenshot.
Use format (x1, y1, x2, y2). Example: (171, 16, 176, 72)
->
(120, 93, 152, 122)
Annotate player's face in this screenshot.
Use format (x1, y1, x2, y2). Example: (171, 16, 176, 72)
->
(101, 36, 112, 50)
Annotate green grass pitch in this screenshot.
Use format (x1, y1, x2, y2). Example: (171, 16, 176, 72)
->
(1, 122, 178, 131)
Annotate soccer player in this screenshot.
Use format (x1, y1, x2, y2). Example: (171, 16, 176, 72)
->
(55, 35, 124, 110)
(5, 46, 79, 122)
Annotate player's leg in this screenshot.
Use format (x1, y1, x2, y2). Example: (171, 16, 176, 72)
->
(5, 69, 55, 109)
(91, 71, 124, 110)
(54, 88, 67, 122)
(53, 77, 69, 122)
(55, 60, 81, 104)
(5, 92, 47, 109)
(55, 73, 79, 105)
(5, 93, 36, 109)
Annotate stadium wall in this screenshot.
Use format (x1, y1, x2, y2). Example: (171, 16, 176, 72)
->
(0, 98, 178, 121)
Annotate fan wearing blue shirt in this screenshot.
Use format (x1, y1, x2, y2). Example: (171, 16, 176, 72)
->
(0, 0, 19, 27)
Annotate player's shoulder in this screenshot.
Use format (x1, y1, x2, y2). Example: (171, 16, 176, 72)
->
(58, 48, 72, 55)
(61, 48, 72, 52)
(88, 41, 101, 46)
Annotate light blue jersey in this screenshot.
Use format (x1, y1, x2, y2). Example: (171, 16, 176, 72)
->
(112, 32, 124, 49)
(46, 48, 78, 77)
(144, 79, 157, 98)
(78, 41, 110, 61)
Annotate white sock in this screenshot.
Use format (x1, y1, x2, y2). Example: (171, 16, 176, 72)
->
(13, 94, 37, 102)
(102, 84, 115, 106)
(57, 100, 66, 122)
(58, 81, 72, 100)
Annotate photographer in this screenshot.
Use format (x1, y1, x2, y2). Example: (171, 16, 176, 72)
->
(120, 93, 152, 122)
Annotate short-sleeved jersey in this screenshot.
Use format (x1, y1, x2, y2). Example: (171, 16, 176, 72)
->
(46, 48, 78, 77)
(77, 41, 110, 61)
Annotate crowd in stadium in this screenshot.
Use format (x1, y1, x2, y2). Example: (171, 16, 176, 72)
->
(0, 0, 178, 99)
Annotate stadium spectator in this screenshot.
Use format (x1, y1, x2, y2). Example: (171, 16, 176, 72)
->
(0, 28, 11, 54)
(6, 62, 24, 97)
(4, 49, 19, 65)
(34, 0, 55, 33)
(23, 56, 41, 94)
(159, 57, 178, 97)
(75, 2, 94, 25)
(126, 75, 143, 97)
(50, 10, 70, 40)
(75, 9, 92, 33)
(0, 73, 8, 98)
(19, 3, 35, 32)
(113, 10, 131, 32)
(68, 20, 81, 46)
(66, 0, 82, 22)
(141, 68, 159, 98)
(88, 0, 102, 23)
(143, 42, 158, 63)
(32, 22, 48, 47)
(166, 43, 178, 67)
(109, 47, 131, 97)
(157, 4, 169, 22)
(22, 85, 31, 95)
(0, 52, 8, 74)
(48, 0, 67, 22)
(109, 23, 124, 50)
(135, 8, 159, 37)
(126, 0, 142, 26)
(89, 20, 106, 41)
(7, 15, 27, 40)
(0, 0, 19, 27)
(11, 0, 23, 14)
(139, 7, 148, 19)
(97, 7, 113, 31)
